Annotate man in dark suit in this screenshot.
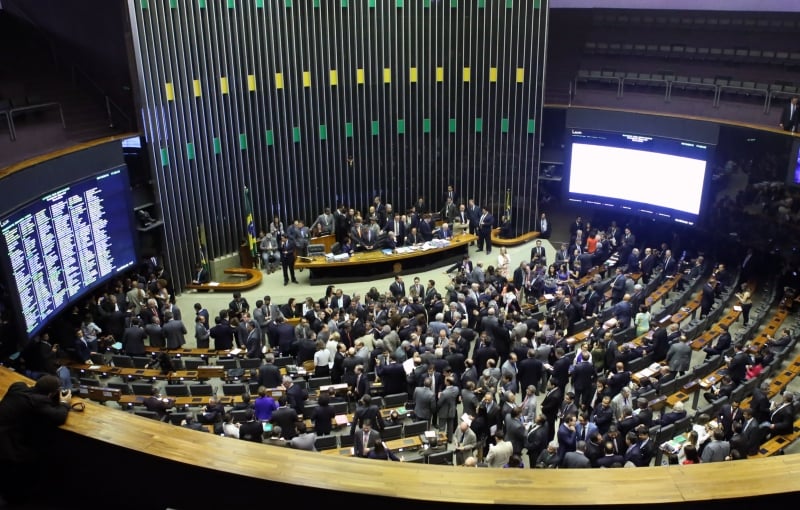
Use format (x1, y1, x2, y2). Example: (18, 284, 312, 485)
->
(538, 212, 552, 239)
(726, 342, 750, 386)
(258, 353, 283, 388)
(440, 196, 457, 225)
(161, 311, 186, 349)
(610, 268, 626, 305)
(718, 397, 744, 441)
(383, 213, 406, 242)
(703, 323, 732, 359)
(466, 198, 481, 240)
(517, 348, 544, 394)
(530, 239, 547, 267)
(540, 379, 564, 442)
(606, 362, 631, 397)
(749, 381, 772, 424)
(477, 206, 494, 254)
(228, 292, 250, 316)
(283, 376, 308, 416)
(209, 316, 234, 350)
(388, 275, 406, 299)
(121, 317, 147, 357)
(191, 263, 210, 284)
(739, 407, 763, 456)
(279, 236, 298, 286)
(550, 348, 572, 393)
(779, 96, 799, 132)
(418, 214, 434, 242)
(571, 351, 597, 410)
(700, 277, 717, 318)
(352, 411, 384, 456)
(766, 392, 796, 438)
(658, 401, 688, 426)
(645, 325, 670, 362)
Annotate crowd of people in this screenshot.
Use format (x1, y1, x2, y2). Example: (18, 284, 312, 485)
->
(7, 194, 799, 469)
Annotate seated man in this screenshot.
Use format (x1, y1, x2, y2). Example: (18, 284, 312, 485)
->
(437, 222, 453, 240)
(190, 262, 210, 285)
(499, 215, 513, 238)
(766, 328, 793, 354)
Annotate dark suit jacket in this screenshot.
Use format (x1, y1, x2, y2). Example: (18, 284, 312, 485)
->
(210, 323, 234, 350)
(122, 326, 147, 356)
(540, 387, 564, 421)
(353, 428, 382, 457)
(770, 403, 795, 435)
(286, 383, 308, 415)
(162, 319, 187, 349)
(659, 410, 687, 426)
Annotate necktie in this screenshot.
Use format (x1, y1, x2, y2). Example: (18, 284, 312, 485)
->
(363, 432, 368, 450)
(460, 432, 465, 443)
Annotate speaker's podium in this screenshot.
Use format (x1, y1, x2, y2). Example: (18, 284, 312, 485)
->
(239, 241, 255, 268)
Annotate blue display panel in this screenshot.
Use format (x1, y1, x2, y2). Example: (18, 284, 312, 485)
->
(1, 166, 137, 337)
(566, 128, 713, 226)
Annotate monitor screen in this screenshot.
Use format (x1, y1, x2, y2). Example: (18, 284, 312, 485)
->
(566, 129, 712, 226)
(1, 166, 137, 338)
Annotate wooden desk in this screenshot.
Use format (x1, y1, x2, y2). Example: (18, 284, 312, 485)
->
(691, 309, 742, 350)
(185, 267, 263, 291)
(294, 233, 477, 283)
(747, 307, 790, 353)
(490, 228, 539, 247)
(645, 275, 682, 308)
(670, 290, 703, 324)
(68, 362, 204, 382)
(145, 346, 223, 357)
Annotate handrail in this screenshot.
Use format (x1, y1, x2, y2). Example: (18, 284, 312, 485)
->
(69, 64, 133, 130)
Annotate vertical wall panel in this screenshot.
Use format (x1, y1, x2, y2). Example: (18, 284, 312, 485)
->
(128, 0, 548, 292)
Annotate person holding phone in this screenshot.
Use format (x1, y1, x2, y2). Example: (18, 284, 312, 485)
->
(0, 375, 72, 506)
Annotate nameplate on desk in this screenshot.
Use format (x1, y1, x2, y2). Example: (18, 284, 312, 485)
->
(659, 314, 672, 324)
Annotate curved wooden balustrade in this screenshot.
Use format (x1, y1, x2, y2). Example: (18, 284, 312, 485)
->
(1, 367, 799, 509)
(185, 267, 263, 292)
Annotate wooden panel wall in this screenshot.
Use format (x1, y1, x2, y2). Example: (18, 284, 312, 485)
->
(127, 0, 548, 291)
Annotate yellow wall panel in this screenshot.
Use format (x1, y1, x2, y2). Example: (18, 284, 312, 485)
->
(489, 67, 498, 82)
(303, 71, 312, 88)
(356, 68, 365, 84)
(247, 74, 256, 91)
(275, 72, 284, 89)
(165, 82, 175, 101)
(516, 67, 525, 83)
(220, 76, 229, 94)
(409, 67, 418, 83)
(463, 67, 471, 82)
(436, 66, 444, 82)
(383, 68, 391, 84)
(192, 79, 202, 97)
(330, 69, 338, 86)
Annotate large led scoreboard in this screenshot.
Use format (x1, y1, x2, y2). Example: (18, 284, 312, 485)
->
(1, 166, 137, 338)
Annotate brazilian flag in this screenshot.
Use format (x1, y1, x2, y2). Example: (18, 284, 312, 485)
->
(244, 186, 258, 259)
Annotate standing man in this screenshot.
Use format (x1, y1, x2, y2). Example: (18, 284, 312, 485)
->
(280, 234, 298, 286)
(161, 311, 187, 349)
(477, 206, 494, 255)
(779, 96, 799, 132)
(538, 212, 552, 239)
(467, 198, 481, 244)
